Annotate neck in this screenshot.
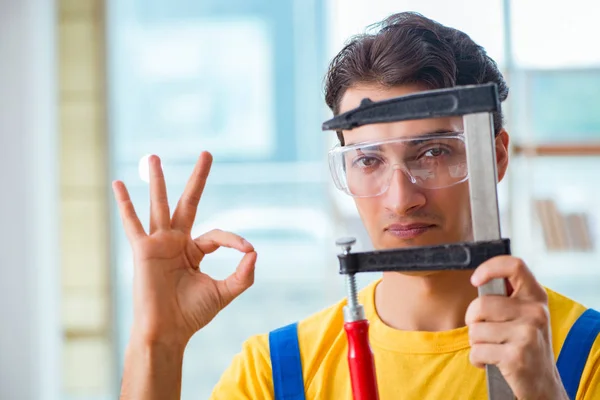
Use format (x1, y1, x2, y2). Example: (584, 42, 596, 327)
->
(375, 270, 478, 332)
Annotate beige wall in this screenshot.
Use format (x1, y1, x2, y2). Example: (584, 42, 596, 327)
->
(59, 0, 114, 396)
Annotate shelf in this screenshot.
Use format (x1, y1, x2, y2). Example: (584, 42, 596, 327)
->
(512, 143, 600, 157)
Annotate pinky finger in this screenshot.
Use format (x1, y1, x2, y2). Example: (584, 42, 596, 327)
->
(112, 180, 147, 241)
(216, 251, 258, 308)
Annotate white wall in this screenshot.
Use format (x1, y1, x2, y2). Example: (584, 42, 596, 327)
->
(0, 1, 61, 399)
(327, 0, 506, 66)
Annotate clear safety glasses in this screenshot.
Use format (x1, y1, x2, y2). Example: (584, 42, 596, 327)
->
(328, 132, 469, 198)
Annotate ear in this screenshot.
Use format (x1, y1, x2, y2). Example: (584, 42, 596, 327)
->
(495, 129, 510, 182)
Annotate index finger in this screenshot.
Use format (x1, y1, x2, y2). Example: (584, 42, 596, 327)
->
(112, 180, 147, 241)
(171, 151, 213, 233)
(471, 255, 546, 302)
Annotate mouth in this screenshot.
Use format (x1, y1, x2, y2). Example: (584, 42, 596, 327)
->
(384, 223, 436, 239)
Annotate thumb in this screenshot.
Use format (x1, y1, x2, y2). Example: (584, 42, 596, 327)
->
(216, 251, 257, 307)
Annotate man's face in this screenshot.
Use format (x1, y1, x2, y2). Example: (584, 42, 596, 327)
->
(337, 83, 509, 270)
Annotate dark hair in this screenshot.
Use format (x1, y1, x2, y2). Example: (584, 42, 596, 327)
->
(324, 12, 509, 145)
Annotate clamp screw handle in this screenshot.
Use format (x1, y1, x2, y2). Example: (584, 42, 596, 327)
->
(336, 237, 356, 254)
(336, 237, 360, 312)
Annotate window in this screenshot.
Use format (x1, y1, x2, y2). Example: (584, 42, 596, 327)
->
(106, 1, 342, 398)
(510, 0, 600, 69)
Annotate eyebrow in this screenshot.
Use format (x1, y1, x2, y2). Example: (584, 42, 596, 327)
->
(345, 129, 461, 146)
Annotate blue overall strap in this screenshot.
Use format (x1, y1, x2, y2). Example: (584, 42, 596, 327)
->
(556, 308, 600, 400)
(268, 322, 306, 400)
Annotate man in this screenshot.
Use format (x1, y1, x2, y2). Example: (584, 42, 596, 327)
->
(114, 12, 600, 400)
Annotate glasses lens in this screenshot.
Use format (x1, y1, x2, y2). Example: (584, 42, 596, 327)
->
(329, 135, 468, 197)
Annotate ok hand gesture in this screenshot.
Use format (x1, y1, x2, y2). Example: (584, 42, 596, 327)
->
(113, 152, 257, 348)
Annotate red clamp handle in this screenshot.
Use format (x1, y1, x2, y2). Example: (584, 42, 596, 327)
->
(344, 319, 380, 400)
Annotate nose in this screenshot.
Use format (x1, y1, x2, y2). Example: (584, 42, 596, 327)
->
(382, 168, 427, 215)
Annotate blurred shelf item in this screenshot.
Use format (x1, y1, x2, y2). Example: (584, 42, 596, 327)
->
(512, 143, 600, 157)
(533, 198, 595, 252)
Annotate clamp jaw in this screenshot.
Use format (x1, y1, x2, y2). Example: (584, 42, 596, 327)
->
(336, 239, 511, 275)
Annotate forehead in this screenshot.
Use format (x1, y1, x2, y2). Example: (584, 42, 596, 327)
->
(339, 83, 463, 145)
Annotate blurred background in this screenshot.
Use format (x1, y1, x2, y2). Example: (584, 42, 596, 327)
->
(1, 0, 599, 399)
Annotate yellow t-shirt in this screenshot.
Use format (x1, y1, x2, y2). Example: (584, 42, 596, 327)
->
(210, 279, 600, 399)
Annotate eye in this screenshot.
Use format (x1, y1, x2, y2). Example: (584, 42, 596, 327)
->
(422, 146, 449, 158)
(352, 155, 382, 168)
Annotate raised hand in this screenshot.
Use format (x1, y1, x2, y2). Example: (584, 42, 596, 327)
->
(113, 152, 257, 348)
